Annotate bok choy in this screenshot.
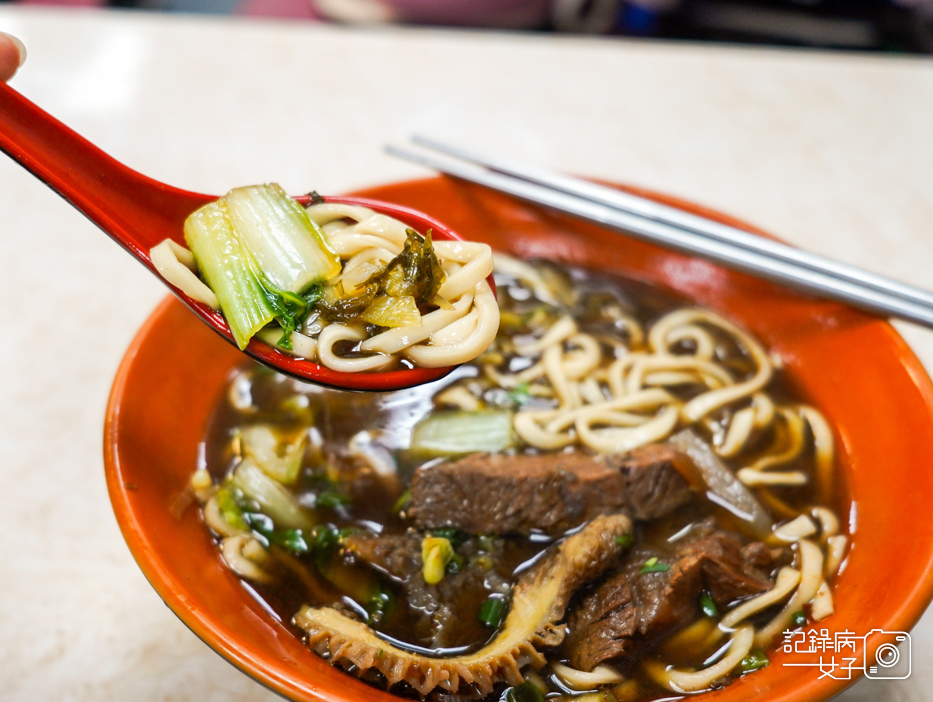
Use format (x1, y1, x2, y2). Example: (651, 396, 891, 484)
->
(183, 184, 341, 349)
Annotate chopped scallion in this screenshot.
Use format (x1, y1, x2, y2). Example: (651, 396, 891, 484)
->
(792, 610, 808, 627)
(478, 595, 508, 628)
(639, 557, 670, 575)
(614, 532, 635, 549)
(740, 649, 769, 673)
(316, 491, 352, 509)
(699, 591, 719, 618)
(503, 681, 544, 702)
(392, 489, 411, 514)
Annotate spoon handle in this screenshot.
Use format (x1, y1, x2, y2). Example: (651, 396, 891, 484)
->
(0, 81, 207, 258)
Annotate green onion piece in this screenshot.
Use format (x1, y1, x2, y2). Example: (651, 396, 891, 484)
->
(699, 591, 719, 618)
(316, 491, 352, 509)
(792, 610, 808, 627)
(311, 524, 340, 553)
(446, 552, 464, 575)
(366, 587, 396, 627)
(392, 489, 411, 514)
(231, 458, 315, 530)
(224, 184, 340, 294)
(421, 536, 456, 585)
(184, 200, 278, 349)
(639, 557, 671, 575)
(740, 649, 769, 673)
(244, 514, 309, 555)
(411, 410, 516, 457)
(614, 532, 635, 549)
(478, 595, 508, 628)
(508, 381, 531, 406)
(504, 681, 544, 702)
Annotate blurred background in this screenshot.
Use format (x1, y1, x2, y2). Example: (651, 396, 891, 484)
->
(5, 0, 933, 54)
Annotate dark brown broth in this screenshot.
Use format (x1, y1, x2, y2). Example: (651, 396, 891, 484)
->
(200, 262, 842, 700)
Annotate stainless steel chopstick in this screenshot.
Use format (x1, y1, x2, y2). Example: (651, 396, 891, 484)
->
(386, 142, 933, 329)
(410, 135, 933, 311)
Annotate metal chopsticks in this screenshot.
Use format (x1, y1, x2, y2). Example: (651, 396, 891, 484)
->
(386, 137, 933, 329)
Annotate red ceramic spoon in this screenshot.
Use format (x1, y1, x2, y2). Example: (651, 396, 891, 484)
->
(0, 81, 478, 391)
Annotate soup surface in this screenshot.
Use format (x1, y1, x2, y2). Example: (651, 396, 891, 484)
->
(192, 256, 848, 701)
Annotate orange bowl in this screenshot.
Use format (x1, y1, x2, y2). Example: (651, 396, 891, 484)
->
(105, 176, 933, 702)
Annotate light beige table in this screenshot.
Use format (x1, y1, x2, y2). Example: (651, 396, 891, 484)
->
(0, 7, 930, 700)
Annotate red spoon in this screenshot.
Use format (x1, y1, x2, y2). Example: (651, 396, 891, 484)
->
(0, 81, 479, 391)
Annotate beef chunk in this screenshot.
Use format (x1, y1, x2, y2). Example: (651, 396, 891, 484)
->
(408, 445, 692, 535)
(342, 531, 513, 649)
(565, 527, 776, 671)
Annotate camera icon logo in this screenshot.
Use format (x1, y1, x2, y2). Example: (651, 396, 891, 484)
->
(864, 629, 912, 680)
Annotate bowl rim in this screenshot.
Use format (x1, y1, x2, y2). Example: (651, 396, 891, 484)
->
(104, 175, 933, 702)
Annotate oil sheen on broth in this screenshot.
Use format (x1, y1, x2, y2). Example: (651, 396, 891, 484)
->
(192, 256, 848, 702)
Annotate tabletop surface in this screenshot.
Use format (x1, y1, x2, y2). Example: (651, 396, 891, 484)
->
(0, 6, 931, 701)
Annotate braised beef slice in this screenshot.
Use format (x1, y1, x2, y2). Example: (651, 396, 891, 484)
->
(342, 531, 513, 650)
(408, 445, 692, 535)
(565, 529, 776, 671)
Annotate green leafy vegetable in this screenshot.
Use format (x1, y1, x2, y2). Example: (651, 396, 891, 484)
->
(231, 458, 315, 530)
(411, 409, 516, 457)
(639, 557, 671, 575)
(223, 183, 340, 294)
(378, 228, 445, 304)
(478, 595, 508, 628)
(183, 184, 339, 349)
(316, 282, 379, 323)
(238, 424, 306, 485)
(614, 532, 635, 549)
(184, 201, 278, 349)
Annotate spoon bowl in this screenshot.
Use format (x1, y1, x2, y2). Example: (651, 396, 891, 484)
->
(0, 81, 473, 391)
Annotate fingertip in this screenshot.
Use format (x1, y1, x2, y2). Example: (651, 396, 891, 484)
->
(0, 32, 26, 82)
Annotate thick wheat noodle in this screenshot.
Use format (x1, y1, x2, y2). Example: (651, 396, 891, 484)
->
(737, 469, 808, 487)
(647, 309, 773, 421)
(718, 406, 756, 457)
(150, 239, 220, 310)
(317, 324, 393, 373)
(516, 316, 577, 357)
(221, 535, 272, 583)
(721, 566, 802, 628)
(404, 281, 499, 367)
(623, 355, 732, 394)
(576, 404, 681, 454)
(799, 405, 836, 500)
(644, 625, 754, 693)
(755, 539, 825, 647)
